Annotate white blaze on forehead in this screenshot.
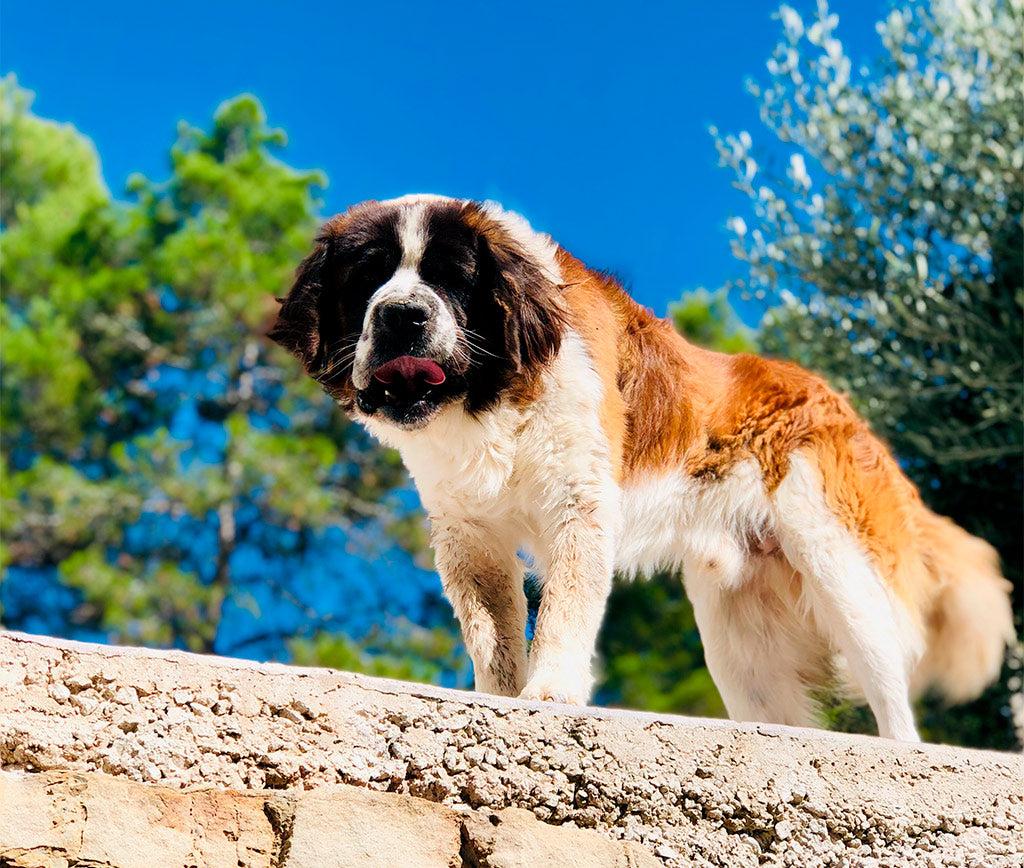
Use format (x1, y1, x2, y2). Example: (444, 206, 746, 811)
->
(380, 195, 563, 287)
(397, 204, 429, 271)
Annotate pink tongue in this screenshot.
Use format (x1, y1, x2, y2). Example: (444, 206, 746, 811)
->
(372, 356, 446, 386)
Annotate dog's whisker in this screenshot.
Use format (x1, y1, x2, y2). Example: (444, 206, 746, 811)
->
(461, 337, 503, 361)
(314, 336, 363, 381)
(315, 353, 357, 381)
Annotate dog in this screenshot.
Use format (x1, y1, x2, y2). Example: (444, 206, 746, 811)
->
(270, 194, 1014, 741)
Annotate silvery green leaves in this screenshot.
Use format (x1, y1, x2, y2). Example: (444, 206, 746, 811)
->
(711, 0, 1021, 748)
(714, 0, 1021, 469)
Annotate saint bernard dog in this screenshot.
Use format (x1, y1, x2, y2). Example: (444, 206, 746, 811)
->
(270, 194, 1013, 741)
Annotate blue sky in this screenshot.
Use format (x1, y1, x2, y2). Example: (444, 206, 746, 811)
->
(3, 0, 887, 320)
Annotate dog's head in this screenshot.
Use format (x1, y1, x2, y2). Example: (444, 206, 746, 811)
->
(270, 196, 566, 430)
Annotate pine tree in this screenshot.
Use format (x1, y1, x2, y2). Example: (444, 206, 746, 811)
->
(1, 78, 423, 654)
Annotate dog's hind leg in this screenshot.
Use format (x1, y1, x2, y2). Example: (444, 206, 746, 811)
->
(685, 555, 824, 729)
(773, 453, 921, 741)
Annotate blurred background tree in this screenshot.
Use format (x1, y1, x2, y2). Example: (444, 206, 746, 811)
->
(713, 0, 1022, 748)
(0, 78, 450, 667)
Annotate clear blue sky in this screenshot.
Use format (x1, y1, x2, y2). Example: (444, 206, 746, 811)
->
(3, 0, 887, 320)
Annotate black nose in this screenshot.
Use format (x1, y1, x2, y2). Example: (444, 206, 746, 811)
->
(375, 302, 430, 337)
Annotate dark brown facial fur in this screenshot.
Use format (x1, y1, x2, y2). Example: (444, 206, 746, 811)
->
(269, 199, 566, 426)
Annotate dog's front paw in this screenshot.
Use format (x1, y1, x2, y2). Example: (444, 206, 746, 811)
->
(519, 673, 586, 706)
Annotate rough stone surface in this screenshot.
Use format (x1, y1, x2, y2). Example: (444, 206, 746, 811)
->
(461, 807, 660, 867)
(285, 782, 462, 867)
(2, 769, 653, 868)
(1, 770, 281, 868)
(1, 631, 1022, 867)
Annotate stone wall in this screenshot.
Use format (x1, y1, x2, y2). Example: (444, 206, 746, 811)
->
(1, 631, 1021, 867)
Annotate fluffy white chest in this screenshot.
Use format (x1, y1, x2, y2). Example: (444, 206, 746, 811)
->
(385, 400, 526, 516)
(364, 332, 614, 538)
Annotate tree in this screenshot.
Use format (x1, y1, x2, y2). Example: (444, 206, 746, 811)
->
(1, 77, 428, 656)
(713, 0, 1022, 747)
(669, 288, 757, 355)
(290, 617, 471, 688)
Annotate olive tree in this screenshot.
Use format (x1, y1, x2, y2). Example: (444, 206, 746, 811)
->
(713, 0, 1022, 747)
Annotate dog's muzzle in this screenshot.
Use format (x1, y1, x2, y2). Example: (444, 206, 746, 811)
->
(352, 286, 462, 427)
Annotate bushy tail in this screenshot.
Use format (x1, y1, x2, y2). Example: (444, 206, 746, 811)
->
(911, 511, 1016, 704)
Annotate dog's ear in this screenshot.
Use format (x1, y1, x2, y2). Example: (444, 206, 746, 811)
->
(268, 234, 332, 370)
(482, 233, 566, 375)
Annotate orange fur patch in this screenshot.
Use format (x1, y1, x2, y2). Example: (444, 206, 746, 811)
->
(556, 248, 1003, 630)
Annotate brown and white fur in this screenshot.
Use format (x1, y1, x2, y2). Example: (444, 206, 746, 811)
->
(271, 194, 1014, 741)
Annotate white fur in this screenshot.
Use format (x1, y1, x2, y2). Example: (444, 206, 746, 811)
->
(363, 332, 617, 703)
(397, 204, 428, 270)
(617, 460, 771, 584)
(771, 452, 922, 740)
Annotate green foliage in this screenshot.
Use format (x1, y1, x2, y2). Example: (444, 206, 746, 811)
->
(715, 0, 1022, 512)
(2, 457, 142, 568)
(714, 0, 1022, 748)
(59, 547, 222, 653)
(669, 288, 757, 354)
(289, 618, 470, 687)
(0, 78, 416, 651)
(597, 573, 725, 717)
(0, 74, 107, 229)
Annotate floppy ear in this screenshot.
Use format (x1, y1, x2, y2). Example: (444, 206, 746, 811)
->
(267, 235, 331, 370)
(484, 234, 566, 374)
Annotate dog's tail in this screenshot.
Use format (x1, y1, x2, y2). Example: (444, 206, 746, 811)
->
(911, 510, 1015, 704)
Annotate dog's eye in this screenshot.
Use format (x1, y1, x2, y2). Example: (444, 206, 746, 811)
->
(348, 248, 395, 290)
(421, 253, 472, 289)
(357, 246, 386, 264)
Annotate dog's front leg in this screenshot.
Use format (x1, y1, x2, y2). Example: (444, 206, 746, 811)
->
(431, 517, 528, 697)
(520, 499, 614, 705)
